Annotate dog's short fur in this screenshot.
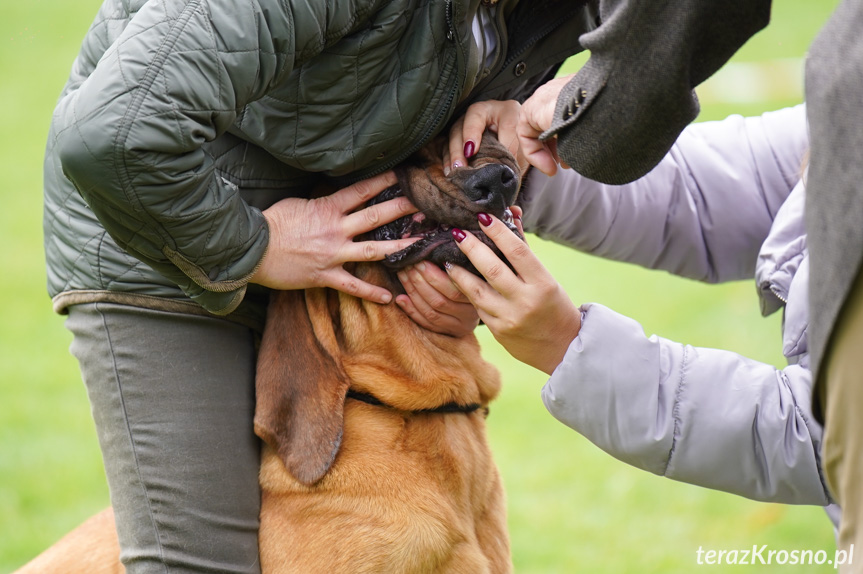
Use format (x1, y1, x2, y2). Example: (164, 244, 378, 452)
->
(15, 133, 521, 574)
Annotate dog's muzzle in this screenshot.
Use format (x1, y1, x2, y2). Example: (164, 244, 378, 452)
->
(369, 184, 522, 273)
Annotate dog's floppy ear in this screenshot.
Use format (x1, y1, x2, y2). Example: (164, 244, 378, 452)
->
(254, 289, 350, 486)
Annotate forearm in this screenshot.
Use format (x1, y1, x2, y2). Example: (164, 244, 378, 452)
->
(542, 303, 830, 505)
(521, 106, 809, 283)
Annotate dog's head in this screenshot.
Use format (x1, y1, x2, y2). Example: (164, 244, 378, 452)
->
(369, 131, 523, 272)
(255, 132, 516, 487)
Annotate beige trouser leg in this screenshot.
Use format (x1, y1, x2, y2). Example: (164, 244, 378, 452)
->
(821, 271, 863, 573)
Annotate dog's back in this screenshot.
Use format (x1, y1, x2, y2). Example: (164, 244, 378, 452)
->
(13, 508, 123, 574)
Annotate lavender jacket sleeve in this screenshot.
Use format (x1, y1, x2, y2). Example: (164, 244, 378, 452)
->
(520, 105, 809, 283)
(522, 106, 831, 505)
(543, 303, 829, 505)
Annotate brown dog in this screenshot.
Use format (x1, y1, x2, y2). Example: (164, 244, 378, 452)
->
(15, 133, 522, 574)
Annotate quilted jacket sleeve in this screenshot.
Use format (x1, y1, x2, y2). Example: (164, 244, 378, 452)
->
(542, 303, 831, 505)
(52, 0, 367, 314)
(521, 105, 809, 283)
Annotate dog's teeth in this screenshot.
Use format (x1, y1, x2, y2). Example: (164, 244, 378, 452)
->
(503, 209, 513, 224)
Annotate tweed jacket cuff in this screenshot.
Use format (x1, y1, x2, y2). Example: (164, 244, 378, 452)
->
(541, 0, 771, 185)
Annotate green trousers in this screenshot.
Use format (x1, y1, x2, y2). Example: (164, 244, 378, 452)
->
(66, 303, 262, 573)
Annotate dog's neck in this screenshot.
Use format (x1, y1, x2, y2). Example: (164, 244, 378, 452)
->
(254, 261, 502, 485)
(311, 263, 501, 411)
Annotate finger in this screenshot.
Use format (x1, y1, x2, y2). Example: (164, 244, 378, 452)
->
(513, 214, 525, 236)
(413, 261, 470, 303)
(559, 151, 571, 171)
(485, 100, 521, 162)
(460, 102, 494, 155)
(476, 214, 546, 281)
(396, 267, 478, 334)
(518, 79, 567, 176)
(394, 294, 435, 329)
(330, 171, 399, 212)
(518, 128, 559, 176)
(444, 262, 505, 319)
(343, 194, 418, 237)
(396, 269, 451, 326)
(509, 205, 525, 236)
(546, 137, 563, 167)
(446, 116, 466, 176)
(394, 294, 473, 335)
(450, 229, 521, 296)
(403, 265, 466, 315)
(343, 237, 420, 262)
(324, 268, 394, 304)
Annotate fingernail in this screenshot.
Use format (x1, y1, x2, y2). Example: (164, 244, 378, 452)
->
(464, 140, 476, 158)
(452, 228, 466, 243)
(452, 160, 463, 170)
(443, 165, 451, 176)
(477, 212, 493, 227)
(380, 292, 392, 304)
(415, 261, 426, 271)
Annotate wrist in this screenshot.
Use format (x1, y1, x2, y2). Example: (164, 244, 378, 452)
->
(250, 209, 277, 287)
(248, 244, 270, 286)
(538, 307, 582, 375)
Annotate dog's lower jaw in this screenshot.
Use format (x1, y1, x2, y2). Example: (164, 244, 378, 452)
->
(380, 210, 521, 272)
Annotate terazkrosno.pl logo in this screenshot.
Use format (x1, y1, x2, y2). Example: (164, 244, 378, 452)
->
(696, 545, 854, 568)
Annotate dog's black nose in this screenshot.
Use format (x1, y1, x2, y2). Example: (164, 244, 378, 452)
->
(464, 164, 518, 209)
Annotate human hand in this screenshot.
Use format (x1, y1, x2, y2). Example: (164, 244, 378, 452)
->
(517, 74, 574, 176)
(395, 262, 480, 337)
(444, 100, 525, 176)
(251, 172, 419, 304)
(444, 211, 581, 375)
(395, 206, 525, 337)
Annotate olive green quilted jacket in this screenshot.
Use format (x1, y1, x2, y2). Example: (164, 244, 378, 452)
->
(44, 0, 596, 329)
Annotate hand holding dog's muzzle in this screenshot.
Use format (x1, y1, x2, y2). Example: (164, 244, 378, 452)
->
(250, 171, 419, 304)
(396, 262, 480, 337)
(445, 212, 581, 375)
(394, 205, 527, 338)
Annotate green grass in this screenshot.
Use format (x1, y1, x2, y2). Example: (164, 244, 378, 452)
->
(0, 0, 841, 571)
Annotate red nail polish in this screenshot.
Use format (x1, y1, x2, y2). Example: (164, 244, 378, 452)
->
(464, 140, 476, 158)
(452, 228, 466, 243)
(477, 212, 493, 227)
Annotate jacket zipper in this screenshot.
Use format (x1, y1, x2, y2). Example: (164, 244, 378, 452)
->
(331, 0, 465, 187)
(770, 284, 789, 304)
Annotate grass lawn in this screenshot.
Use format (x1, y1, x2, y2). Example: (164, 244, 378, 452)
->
(0, 0, 842, 571)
